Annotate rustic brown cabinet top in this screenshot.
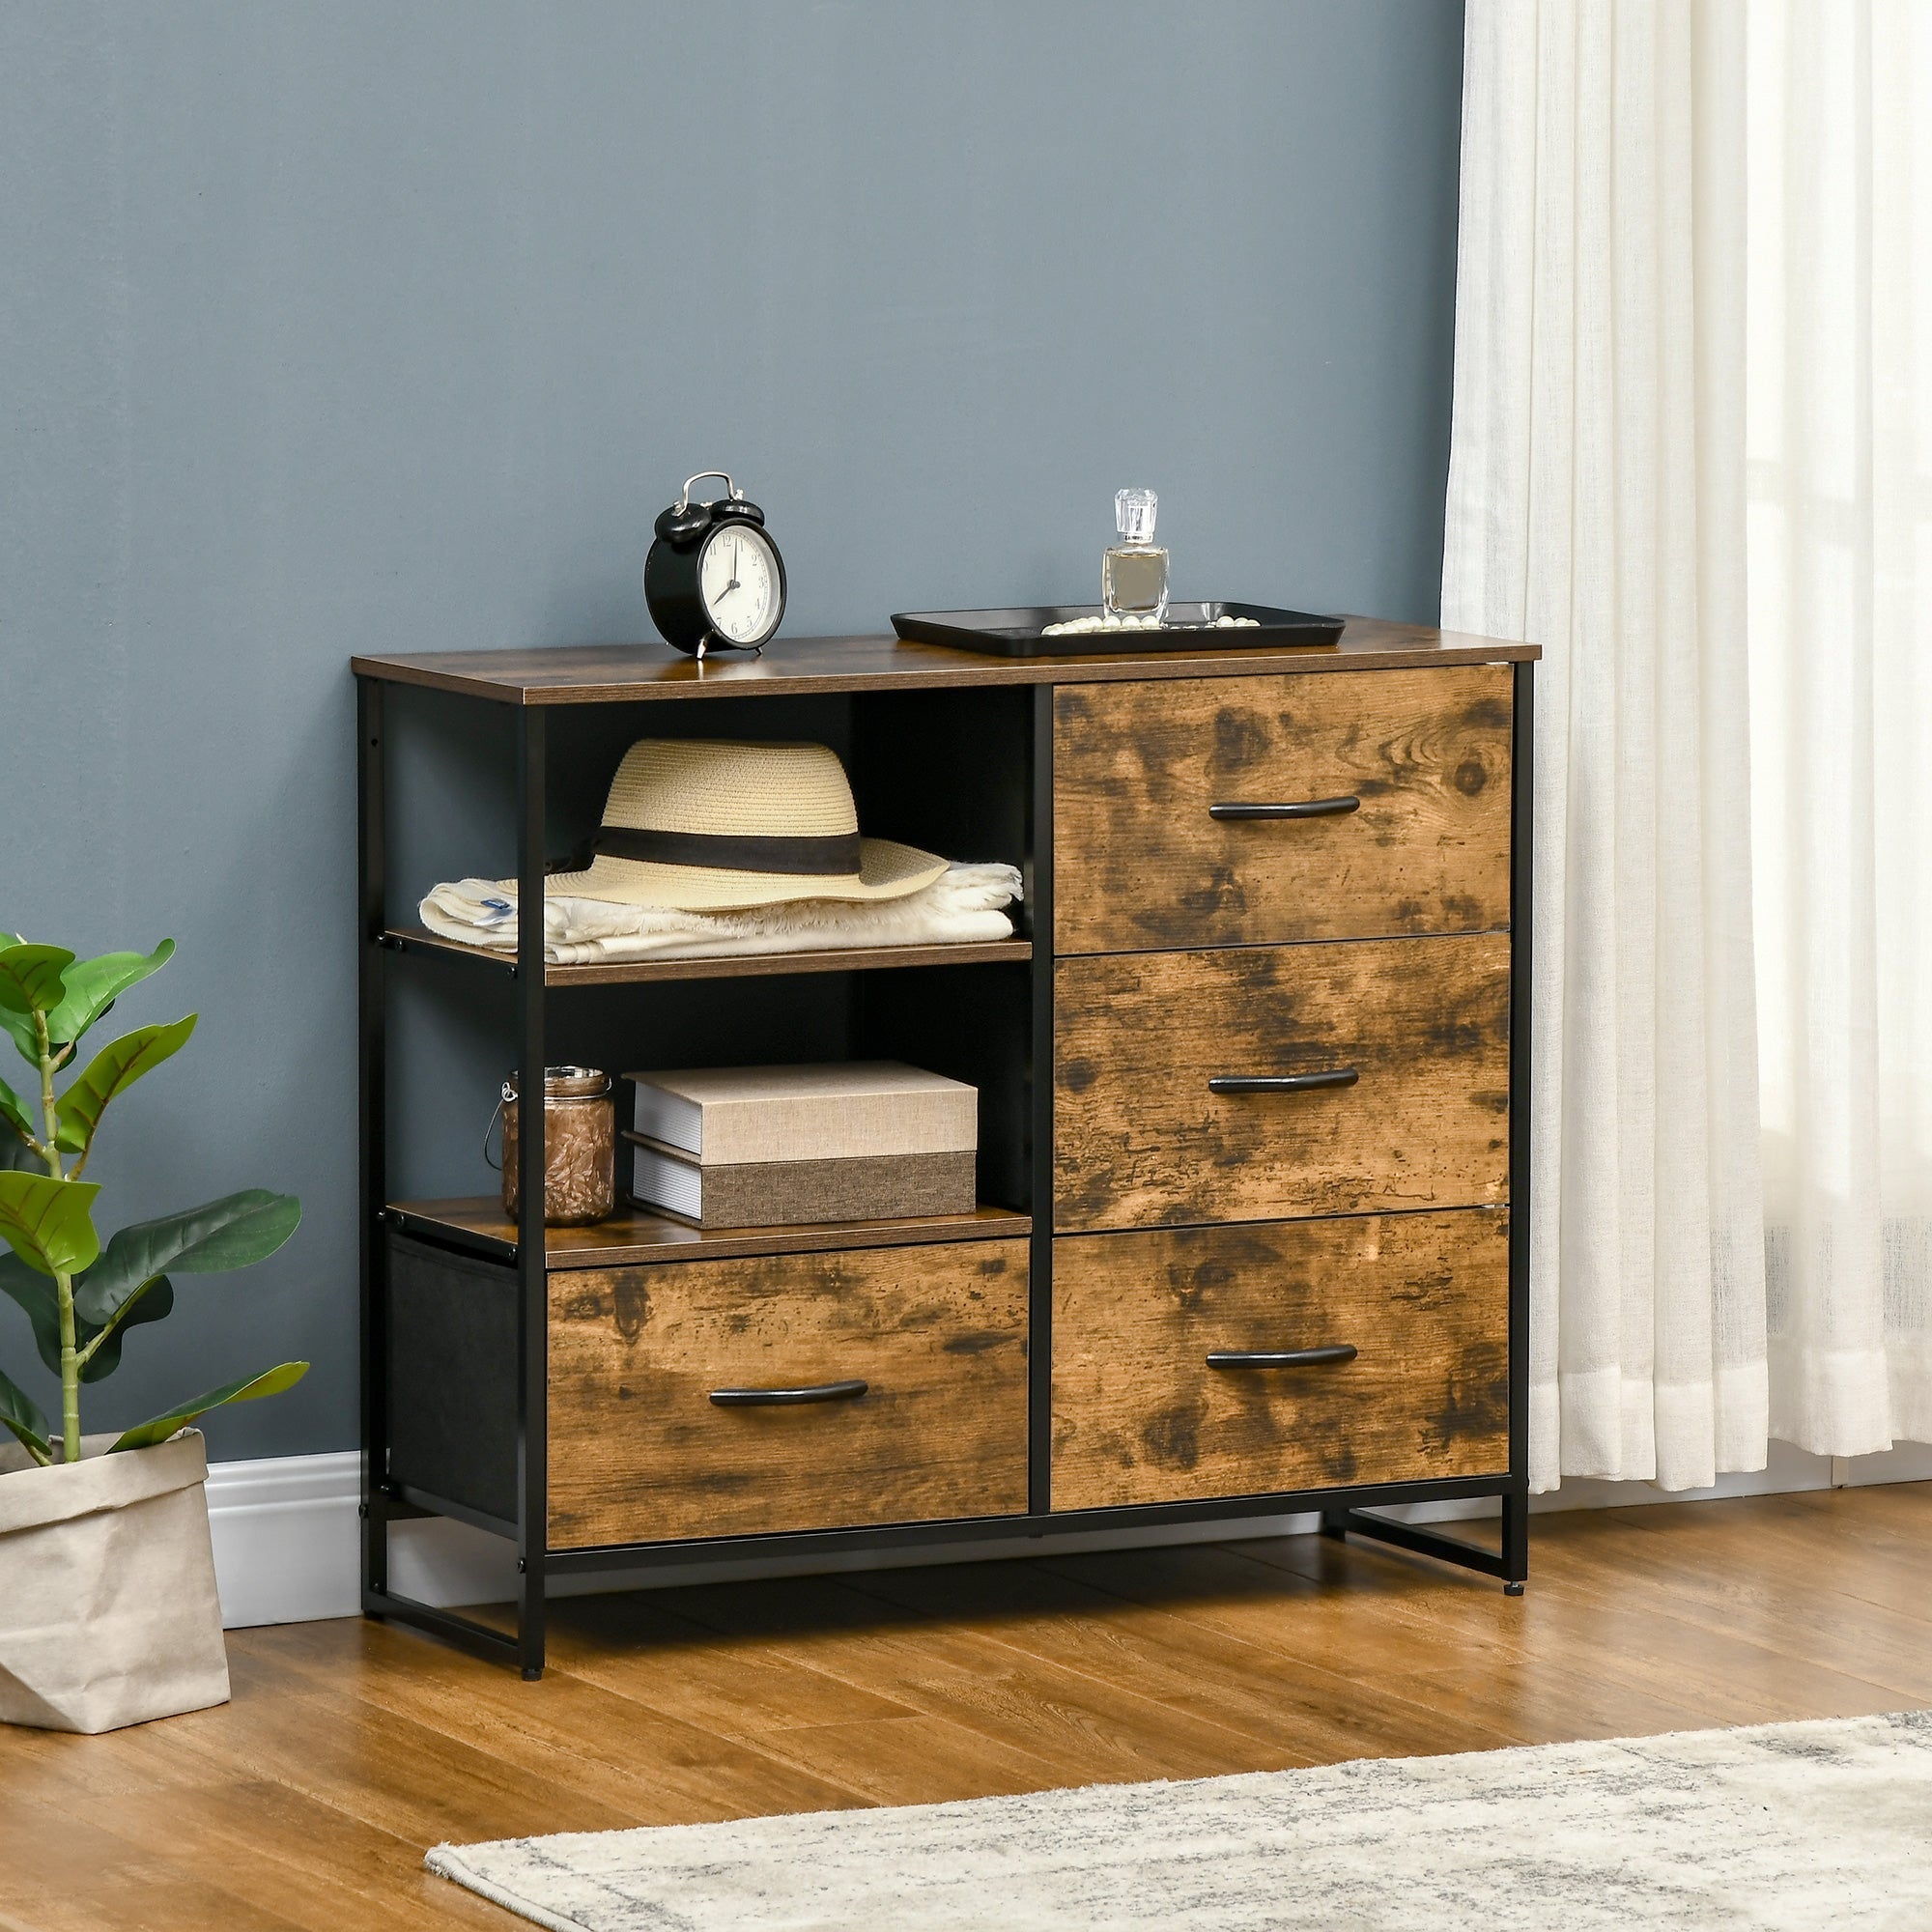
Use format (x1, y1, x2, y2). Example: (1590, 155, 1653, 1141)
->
(351, 617, 1538, 705)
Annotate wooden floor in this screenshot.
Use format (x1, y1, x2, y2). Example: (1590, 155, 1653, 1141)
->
(4, 1485, 1930, 1930)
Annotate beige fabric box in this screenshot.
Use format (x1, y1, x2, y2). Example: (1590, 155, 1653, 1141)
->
(625, 1062, 978, 1164)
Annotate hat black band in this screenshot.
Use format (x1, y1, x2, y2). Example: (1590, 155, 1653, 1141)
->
(593, 824, 863, 876)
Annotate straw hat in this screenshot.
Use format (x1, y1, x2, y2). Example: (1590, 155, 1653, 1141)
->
(541, 739, 950, 910)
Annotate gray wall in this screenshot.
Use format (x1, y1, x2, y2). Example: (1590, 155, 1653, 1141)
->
(0, 1, 1465, 1460)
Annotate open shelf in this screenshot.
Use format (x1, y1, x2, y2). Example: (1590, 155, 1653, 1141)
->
(386, 1197, 1032, 1269)
(382, 924, 1032, 985)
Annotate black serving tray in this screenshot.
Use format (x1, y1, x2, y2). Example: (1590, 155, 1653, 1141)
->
(890, 601, 1346, 658)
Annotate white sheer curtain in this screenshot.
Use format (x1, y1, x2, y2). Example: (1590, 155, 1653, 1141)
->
(1746, 0, 1932, 1455)
(1442, 0, 1768, 1492)
(1446, 0, 1932, 1490)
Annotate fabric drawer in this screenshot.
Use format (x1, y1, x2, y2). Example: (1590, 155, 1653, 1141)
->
(546, 1238, 1029, 1548)
(1050, 1211, 1509, 1511)
(1054, 934, 1510, 1233)
(1052, 665, 1512, 954)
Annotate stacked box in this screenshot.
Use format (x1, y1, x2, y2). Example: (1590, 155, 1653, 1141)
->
(621, 1062, 978, 1229)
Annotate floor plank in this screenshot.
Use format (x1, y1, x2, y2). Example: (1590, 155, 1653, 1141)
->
(262, 1616, 868, 1825)
(1037, 1541, 1631, 1745)
(659, 1574, 1298, 1784)
(1240, 1530, 1909, 1725)
(0, 1486, 1926, 1929)
(847, 1553, 1483, 1764)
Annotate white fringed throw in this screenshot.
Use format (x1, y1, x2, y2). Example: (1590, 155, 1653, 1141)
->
(419, 862, 1021, 966)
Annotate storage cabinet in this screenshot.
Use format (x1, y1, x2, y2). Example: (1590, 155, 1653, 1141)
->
(355, 620, 1535, 1676)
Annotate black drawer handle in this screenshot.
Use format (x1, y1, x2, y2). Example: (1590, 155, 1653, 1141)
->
(1208, 796, 1360, 821)
(708, 1378, 869, 1407)
(1207, 1346, 1359, 1371)
(1208, 1069, 1359, 1095)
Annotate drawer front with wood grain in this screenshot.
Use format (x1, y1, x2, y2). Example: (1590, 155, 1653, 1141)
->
(1051, 1211, 1509, 1511)
(1052, 665, 1513, 955)
(1054, 934, 1510, 1233)
(547, 1238, 1029, 1548)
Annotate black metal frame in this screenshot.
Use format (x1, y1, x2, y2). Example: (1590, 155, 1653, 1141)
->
(513, 709, 549, 1676)
(1320, 656, 1533, 1594)
(356, 657, 1534, 1676)
(358, 679, 553, 1674)
(1027, 683, 1055, 1519)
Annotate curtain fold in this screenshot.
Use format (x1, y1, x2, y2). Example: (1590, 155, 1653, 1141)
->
(1746, 0, 1932, 1456)
(1443, 0, 1769, 1492)
(1448, 0, 1932, 1488)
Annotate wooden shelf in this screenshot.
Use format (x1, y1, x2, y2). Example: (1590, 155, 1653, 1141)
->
(382, 925, 1032, 984)
(385, 1197, 1032, 1269)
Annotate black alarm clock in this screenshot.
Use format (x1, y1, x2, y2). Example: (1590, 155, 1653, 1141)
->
(643, 470, 787, 658)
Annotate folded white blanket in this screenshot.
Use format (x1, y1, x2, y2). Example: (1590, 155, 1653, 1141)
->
(419, 863, 1023, 966)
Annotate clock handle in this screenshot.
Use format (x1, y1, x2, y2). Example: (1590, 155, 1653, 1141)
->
(678, 470, 743, 512)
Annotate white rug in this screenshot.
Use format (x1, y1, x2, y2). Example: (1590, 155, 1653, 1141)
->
(427, 1710, 1932, 1930)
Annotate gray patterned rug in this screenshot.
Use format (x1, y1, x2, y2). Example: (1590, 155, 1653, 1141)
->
(427, 1710, 1932, 1930)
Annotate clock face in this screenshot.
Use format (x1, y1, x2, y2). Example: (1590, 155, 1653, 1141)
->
(698, 524, 781, 646)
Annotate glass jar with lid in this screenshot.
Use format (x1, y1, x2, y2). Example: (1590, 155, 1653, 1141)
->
(490, 1065, 615, 1226)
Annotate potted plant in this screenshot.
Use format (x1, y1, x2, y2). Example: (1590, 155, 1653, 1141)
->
(0, 934, 306, 1733)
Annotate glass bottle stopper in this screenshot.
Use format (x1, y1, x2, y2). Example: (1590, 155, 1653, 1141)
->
(1115, 488, 1158, 545)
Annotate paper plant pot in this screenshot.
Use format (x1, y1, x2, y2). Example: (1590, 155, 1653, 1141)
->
(0, 1429, 230, 1734)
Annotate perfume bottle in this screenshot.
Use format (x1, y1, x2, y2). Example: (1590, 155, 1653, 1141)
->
(1102, 488, 1169, 623)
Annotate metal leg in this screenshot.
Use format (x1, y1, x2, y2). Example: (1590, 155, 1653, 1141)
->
(1027, 685, 1054, 1518)
(1501, 1487, 1529, 1594)
(515, 707, 549, 1679)
(1506, 657, 1534, 1594)
(356, 677, 390, 1610)
(364, 1588, 524, 1665)
(1321, 1507, 1519, 1588)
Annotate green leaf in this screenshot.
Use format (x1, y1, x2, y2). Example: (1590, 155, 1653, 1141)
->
(0, 1362, 51, 1463)
(108, 1360, 308, 1453)
(0, 938, 55, 1069)
(0, 1072, 34, 1144)
(0, 938, 36, 1069)
(0, 1251, 174, 1381)
(0, 1171, 100, 1277)
(0, 1005, 39, 1070)
(0, 1252, 63, 1375)
(77, 1274, 174, 1381)
(0, 945, 73, 1017)
(52, 1014, 196, 1157)
(44, 940, 175, 1047)
(74, 1189, 300, 1327)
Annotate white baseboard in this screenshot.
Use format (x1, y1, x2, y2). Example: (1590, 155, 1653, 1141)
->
(202, 1441, 1932, 1631)
(205, 1452, 364, 1626)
